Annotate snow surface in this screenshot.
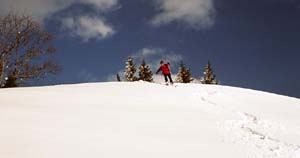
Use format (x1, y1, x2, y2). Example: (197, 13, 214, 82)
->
(0, 82, 299, 158)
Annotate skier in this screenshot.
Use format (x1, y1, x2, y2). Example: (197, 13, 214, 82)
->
(156, 60, 173, 85)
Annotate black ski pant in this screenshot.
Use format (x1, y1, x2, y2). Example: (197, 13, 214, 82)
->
(163, 74, 173, 84)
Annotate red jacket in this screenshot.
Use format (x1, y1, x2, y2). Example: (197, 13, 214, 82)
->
(156, 63, 171, 75)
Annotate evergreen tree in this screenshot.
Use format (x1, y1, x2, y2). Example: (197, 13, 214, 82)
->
(176, 62, 185, 83)
(184, 68, 193, 83)
(201, 61, 218, 84)
(176, 61, 193, 83)
(124, 57, 137, 81)
(138, 59, 153, 82)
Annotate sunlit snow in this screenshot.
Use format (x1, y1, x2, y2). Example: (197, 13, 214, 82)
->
(0, 82, 299, 158)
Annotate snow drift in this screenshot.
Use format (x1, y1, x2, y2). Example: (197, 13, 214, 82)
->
(0, 82, 299, 158)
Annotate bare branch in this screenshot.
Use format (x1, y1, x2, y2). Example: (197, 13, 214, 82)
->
(0, 12, 60, 87)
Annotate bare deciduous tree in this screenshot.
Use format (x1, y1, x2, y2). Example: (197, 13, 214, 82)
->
(0, 12, 60, 87)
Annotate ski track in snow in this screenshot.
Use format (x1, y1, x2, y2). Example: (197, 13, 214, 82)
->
(191, 88, 300, 158)
(222, 112, 300, 158)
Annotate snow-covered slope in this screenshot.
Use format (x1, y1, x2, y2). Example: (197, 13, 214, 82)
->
(0, 82, 299, 158)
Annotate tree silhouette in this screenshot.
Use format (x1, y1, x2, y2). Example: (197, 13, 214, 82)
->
(0, 12, 60, 87)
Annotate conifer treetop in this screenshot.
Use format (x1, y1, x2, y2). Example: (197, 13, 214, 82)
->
(201, 61, 218, 84)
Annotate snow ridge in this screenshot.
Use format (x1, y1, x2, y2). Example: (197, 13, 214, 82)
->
(0, 82, 299, 158)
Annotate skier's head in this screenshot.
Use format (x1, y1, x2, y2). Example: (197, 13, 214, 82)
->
(160, 60, 164, 65)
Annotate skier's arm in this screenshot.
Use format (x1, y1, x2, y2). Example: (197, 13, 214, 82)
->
(156, 67, 162, 74)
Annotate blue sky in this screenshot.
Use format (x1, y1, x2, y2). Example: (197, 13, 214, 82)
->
(1, 0, 300, 97)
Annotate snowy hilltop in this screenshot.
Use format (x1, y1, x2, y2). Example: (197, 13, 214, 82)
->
(0, 82, 299, 158)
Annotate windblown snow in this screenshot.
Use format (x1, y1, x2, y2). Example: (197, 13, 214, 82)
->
(0, 82, 299, 158)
